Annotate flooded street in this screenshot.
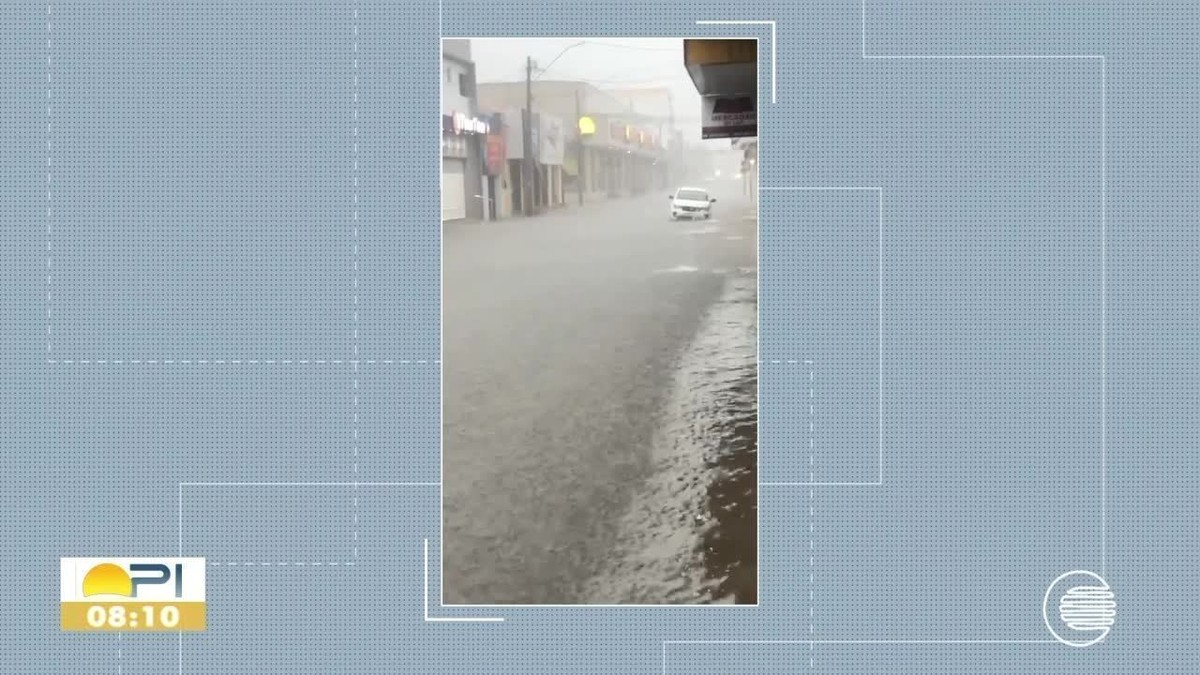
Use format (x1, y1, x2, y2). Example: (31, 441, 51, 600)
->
(443, 186, 757, 605)
(581, 269, 757, 604)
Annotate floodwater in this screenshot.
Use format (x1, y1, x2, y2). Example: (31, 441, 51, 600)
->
(581, 268, 758, 604)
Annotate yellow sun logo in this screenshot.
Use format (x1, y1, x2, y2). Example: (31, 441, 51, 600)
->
(81, 563, 133, 597)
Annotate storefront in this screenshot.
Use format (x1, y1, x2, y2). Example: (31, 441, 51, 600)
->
(441, 111, 491, 221)
(441, 134, 468, 221)
(582, 117, 665, 197)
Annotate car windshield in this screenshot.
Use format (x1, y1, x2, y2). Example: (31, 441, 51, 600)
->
(676, 190, 708, 202)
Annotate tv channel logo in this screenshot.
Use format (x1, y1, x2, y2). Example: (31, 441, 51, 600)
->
(60, 557, 206, 631)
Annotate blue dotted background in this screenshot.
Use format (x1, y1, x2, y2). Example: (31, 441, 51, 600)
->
(0, 0, 1197, 672)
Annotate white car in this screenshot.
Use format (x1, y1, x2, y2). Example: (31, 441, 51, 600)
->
(668, 187, 716, 220)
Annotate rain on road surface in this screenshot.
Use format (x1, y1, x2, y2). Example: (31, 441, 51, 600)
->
(443, 183, 757, 604)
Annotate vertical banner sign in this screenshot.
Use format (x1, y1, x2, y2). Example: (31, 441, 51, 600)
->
(485, 134, 506, 175)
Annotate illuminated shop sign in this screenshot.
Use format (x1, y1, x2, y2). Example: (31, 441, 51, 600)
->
(443, 112, 490, 135)
(603, 119, 659, 149)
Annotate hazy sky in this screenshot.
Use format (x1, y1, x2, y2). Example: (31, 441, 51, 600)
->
(468, 38, 733, 149)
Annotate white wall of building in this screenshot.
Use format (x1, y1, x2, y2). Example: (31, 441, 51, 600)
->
(441, 59, 472, 117)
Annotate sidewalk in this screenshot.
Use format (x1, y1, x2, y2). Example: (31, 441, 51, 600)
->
(520, 190, 662, 219)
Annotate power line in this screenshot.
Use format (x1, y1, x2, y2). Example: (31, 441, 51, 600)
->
(577, 39, 679, 52)
(532, 41, 587, 82)
(531, 40, 681, 79)
(583, 75, 686, 86)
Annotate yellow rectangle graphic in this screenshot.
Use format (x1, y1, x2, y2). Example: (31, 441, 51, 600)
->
(60, 602, 206, 631)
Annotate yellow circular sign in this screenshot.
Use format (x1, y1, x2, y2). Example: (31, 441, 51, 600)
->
(578, 116, 596, 136)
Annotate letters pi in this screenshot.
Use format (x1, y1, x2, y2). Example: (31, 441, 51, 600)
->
(129, 563, 184, 598)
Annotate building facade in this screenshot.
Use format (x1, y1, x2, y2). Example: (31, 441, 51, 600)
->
(577, 113, 667, 197)
(477, 80, 671, 207)
(441, 39, 489, 222)
(601, 87, 683, 189)
(482, 104, 566, 215)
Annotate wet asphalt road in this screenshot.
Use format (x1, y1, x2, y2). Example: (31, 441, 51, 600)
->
(443, 180, 757, 605)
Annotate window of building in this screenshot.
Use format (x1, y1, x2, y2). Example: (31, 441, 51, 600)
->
(458, 72, 473, 98)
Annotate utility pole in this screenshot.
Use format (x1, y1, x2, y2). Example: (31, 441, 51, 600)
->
(574, 87, 584, 206)
(523, 56, 534, 216)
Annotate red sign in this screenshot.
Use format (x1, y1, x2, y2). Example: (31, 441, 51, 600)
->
(484, 134, 506, 175)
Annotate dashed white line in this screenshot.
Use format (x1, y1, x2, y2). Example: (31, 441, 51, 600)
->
(46, 4, 52, 358)
(351, 0, 360, 563)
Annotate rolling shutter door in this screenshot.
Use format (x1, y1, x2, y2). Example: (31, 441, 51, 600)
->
(441, 158, 467, 221)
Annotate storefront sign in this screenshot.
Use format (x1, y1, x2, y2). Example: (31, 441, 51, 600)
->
(484, 134, 506, 175)
(443, 111, 490, 135)
(700, 95, 757, 139)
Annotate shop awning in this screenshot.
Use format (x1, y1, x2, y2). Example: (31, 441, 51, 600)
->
(684, 39, 757, 97)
